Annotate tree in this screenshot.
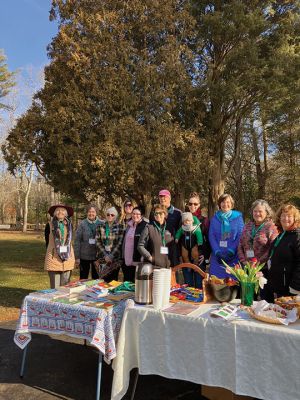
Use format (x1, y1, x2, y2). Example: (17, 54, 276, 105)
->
(190, 0, 300, 214)
(3, 0, 206, 211)
(0, 50, 14, 112)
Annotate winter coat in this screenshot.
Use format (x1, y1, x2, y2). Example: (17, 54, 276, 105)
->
(137, 222, 174, 268)
(122, 219, 148, 263)
(96, 220, 124, 262)
(74, 218, 101, 261)
(44, 222, 75, 272)
(238, 220, 278, 265)
(208, 211, 244, 278)
(268, 228, 300, 295)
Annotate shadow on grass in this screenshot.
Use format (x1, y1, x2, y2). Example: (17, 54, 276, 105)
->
(0, 287, 35, 308)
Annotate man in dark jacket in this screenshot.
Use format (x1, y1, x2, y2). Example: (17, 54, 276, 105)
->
(155, 189, 182, 266)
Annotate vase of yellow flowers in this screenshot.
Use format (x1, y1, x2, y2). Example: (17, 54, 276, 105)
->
(222, 259, 267, 306)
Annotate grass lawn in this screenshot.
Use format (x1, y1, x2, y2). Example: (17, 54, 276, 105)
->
(0, 231, 79, 322)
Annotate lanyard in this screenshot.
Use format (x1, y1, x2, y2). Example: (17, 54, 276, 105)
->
(250, 222, 265, 246)
(154, 222, 166, 246)
(58, 221, 65, 245)
(105, 222, 110, 245)
(270, 231, 286, 259)
(87, 220, 96, 237)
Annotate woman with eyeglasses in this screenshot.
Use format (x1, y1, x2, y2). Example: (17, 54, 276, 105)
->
(94, 206, 124, 282)
(138, 204, 174, 268)
(121, 207, 148, 282)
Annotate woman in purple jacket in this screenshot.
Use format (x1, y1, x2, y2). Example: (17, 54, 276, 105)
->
(209, 194, 244, 278)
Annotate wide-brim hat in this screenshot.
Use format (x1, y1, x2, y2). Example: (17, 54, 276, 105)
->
(48, 204, 74, 217)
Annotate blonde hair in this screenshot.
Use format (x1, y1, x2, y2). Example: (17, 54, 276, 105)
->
(275, 204, 300, 231)
(54, 207, 68, 218)
(119, 198, 137, 223)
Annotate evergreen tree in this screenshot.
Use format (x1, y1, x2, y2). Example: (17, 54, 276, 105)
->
(0, 50, 14, 111)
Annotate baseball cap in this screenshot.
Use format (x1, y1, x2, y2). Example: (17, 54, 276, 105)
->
(158, 189, 171, 197)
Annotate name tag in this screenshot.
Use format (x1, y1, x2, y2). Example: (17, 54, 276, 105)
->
(89, 238, 96, 245)
(160, 246, 169, 255)
(219, 241, 227, 248)
(105, 245, 111, 252)
(60, 246, 68, 253)
(246, 250, 255, 258)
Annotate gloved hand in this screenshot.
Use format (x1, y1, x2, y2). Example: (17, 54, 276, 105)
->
(215, 251, 223, 264)
(226, 248, 235, 262)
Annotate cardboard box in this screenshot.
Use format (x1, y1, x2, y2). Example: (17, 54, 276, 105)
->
(201, 385, 253, 400)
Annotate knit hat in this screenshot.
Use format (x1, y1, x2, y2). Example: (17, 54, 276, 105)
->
(106, 206, 118, 218)
(182, 212, 193, 223)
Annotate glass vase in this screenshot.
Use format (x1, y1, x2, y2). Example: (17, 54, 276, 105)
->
(240, 281, 255, 306)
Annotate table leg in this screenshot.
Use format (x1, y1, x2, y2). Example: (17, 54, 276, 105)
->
(130, 368, 139, 400)
(20, 345, 28, 378)
(96, 352, 103, 400)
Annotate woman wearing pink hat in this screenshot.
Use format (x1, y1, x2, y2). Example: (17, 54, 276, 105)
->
(44, 204, 75, 288)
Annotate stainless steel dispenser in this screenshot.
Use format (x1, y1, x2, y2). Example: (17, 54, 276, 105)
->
(135, 263, 154, 305)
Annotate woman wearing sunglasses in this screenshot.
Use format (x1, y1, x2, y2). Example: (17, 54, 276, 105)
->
(187, 192, 211, 263)
(120, 198, 137, 227)
(138, 204, 174, 268)
(94, 206, 124, 282)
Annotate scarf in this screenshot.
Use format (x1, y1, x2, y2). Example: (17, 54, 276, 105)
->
(86, 217, 99, 237)
(216, 210, 240, 239)
(52, 217, 72, 261)
(193, 208, 202, 219)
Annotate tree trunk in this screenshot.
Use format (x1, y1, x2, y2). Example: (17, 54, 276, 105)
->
(174, 191, 185, 211)
(250, 123, 265, 198)
(141, 193, 153, 219)
(208, 141, 225, 217)
(22, 164, 34, 233)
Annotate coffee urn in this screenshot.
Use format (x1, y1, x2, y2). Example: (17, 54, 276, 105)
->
(135, 263, 154, 305)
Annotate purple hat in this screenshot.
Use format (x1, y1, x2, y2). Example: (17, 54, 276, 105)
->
(158, 189, 171, 197)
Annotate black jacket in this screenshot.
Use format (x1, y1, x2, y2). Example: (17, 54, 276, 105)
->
(268, 228, 300, 295)
(137, 222, 174, 268)
(122, 220, 148, 264)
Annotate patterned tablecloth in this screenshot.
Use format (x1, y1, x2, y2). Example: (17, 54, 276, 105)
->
(14, 295, 134, 362)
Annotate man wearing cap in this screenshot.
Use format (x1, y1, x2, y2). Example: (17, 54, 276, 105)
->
(156, 189, 182, 266)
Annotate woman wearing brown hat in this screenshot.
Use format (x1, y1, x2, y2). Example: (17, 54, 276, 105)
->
(44, 204, 75, 288)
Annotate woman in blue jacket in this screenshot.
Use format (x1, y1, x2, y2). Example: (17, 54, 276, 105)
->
(209, 194, 244, 278)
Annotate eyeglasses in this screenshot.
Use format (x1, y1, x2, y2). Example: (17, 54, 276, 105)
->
(125, 203, 132, 208)
(106, 213, 115, 217)
(189, 202, 199, 206)
(154, 211, 165, 216)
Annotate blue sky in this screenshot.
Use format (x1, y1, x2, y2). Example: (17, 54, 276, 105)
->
(0, 0, 58, 72)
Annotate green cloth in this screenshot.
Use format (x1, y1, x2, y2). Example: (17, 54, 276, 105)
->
(175, 217, 203, 245)
(110, 281, 135, 292)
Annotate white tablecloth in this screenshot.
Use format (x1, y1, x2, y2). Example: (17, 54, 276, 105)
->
(111, 302, 300, 400)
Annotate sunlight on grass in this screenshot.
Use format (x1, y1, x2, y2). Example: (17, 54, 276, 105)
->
(0, 231, 79, 321)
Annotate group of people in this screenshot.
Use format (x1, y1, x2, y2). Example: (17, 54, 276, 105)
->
(44, 190, 300, 303)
